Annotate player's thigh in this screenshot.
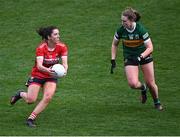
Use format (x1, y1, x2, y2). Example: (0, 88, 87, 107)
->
(27, 84, 41, 101)
(141, 62, 155, 83)
(125, 65, 139, 83)
(42, 82, 57, 99)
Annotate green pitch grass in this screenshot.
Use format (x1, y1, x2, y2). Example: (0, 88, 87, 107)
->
(0, 0, 180, 135)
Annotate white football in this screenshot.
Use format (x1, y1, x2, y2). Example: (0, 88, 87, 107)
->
(51, 64, 66, 78)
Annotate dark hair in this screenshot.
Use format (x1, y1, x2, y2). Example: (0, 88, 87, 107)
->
(122, 7, 141, 22)
(36, 26, 58, 40)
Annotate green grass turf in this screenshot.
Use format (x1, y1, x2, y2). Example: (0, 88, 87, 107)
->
(0, 0, 180, 135)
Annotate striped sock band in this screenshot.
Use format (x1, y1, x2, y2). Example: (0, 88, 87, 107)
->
(140, 83, 147, 94)
(28, 112, 37, 120)
(154, 98, 161, 105)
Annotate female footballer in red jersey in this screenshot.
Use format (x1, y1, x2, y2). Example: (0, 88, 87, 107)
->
(10, 26, 68, 127)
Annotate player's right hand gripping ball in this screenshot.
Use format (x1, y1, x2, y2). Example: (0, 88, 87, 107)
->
(51, 64, 66, 78)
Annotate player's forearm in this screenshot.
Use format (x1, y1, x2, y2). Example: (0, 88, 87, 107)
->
(111, 44, 118, 60)
(63, 64, 68, 72)
(61, 56, 68, 72)
(141, 40, 153, 58)
(141, 47, 153, 58)
(37, 64, 51, 73)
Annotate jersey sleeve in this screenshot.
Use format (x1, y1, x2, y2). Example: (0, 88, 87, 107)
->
(139, 24, 150, 42)
(60, 45, 68, 56)
(114, 27, 123, 40)
(36, 47, 44, 57)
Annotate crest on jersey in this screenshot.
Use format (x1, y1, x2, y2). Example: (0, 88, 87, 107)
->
(135, 34, 139, 39)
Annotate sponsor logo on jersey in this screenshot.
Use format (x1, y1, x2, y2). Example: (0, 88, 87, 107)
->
(128, 34, 134, 40)
(123, 39, 144, 47)
(43, 58, 60, 65)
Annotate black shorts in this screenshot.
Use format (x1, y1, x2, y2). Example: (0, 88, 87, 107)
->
(124, 55, 153, 66)
(25, 77, 58, 87)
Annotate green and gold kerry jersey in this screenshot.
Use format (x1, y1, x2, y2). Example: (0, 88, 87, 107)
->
(114, 22, 150, 58)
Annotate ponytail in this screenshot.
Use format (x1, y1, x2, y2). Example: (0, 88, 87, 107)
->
(134, 10, 141, 22)
(36, 26, 57, 40)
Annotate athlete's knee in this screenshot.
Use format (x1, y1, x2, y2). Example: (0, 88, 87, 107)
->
(43, 94, 53, 104)
(128, 81, 139, 89)
(146, 81, 157, 89)
(26, 97, 36, 104)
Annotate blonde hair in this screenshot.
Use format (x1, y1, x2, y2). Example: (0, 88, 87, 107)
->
(122, 7, 141, 22)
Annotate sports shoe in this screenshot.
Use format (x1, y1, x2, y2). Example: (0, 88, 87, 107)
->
(10, 90, 23, 105)
(140, 83, 147, 104)
(26, 119, 36, 127)
(155, 103, 163, 111)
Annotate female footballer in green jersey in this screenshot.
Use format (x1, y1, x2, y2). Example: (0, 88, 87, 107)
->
(111, 7, 163, 110)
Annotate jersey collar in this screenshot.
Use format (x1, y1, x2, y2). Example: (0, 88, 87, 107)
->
(125, 22, 136, 33)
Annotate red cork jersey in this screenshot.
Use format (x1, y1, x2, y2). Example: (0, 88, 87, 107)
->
(31, 42, 68, 78)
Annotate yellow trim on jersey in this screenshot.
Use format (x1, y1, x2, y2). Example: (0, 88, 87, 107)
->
(123, 39, 144, 47)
